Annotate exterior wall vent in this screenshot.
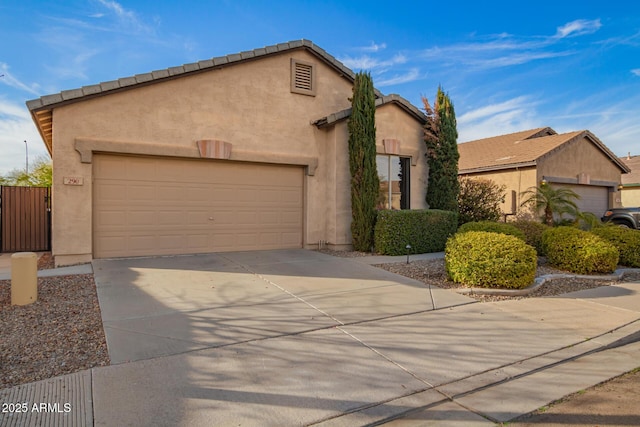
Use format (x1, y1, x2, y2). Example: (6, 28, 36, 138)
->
(291, 58, 316, 96)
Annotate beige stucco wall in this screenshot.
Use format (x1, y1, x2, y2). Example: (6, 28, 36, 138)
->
(459, 167, 537, 217)
(317, 104, 428, 250)
(375, 104, 429, 211)
(621, 188, 640, 207)
(49, 48, 428, 264)
(538, 136, 623, 209)
(537, 136, 622, 185)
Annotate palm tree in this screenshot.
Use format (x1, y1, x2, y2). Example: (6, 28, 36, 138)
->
(520, 183, 580, 226)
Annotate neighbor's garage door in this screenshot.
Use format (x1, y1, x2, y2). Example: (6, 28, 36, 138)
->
(93, 155, 303, 258)
(556, 184, 609, 216)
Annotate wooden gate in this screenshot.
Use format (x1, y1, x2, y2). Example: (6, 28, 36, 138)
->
(0, 186, 51, 252)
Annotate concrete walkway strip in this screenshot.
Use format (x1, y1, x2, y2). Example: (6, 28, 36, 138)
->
(0, 264, 93, 281)
(0, 370, 93, 427)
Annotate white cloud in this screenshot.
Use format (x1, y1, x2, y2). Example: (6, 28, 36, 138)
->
(458, 96, 531, 124)
(457, 96, 542, 142)
(420, 20, 601, 72)
(360, 42, 386, 52)
(339, 53, 406, 71)
(632, 69, 640, 76)
(468, 51, 574, 70)
(44, 48, 100, 80)
(376, 68, 421, 87)
(0, 98, 48, 174)
(96, 0, 155, 35)
(0, 63, 41, 96)
(555, 19, 602, 38)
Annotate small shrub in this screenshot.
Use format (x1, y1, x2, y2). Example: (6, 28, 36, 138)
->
(591, 227, 640, 267)
(457, 221, 526, 241)
(374, 209, 458, 255)
(457, 177, 506, 225)
(511, 220, 550, 255)
(541, 227, 619, 274)
(574, 211, 604, 231)
(445, 231, 537, 289)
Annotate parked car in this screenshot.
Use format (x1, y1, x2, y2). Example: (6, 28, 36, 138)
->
(601, 207, 640, 229)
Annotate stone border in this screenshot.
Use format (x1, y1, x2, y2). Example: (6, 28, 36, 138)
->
(455, 268, 640, 296)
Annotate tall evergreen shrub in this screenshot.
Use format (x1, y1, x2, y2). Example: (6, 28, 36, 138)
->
(423, 86, 460, 212)
(348, 72, 379, 251)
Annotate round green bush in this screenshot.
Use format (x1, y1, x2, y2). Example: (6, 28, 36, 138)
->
(541, 226, 619, 274)
(591, 226, 640, 268)
(457, 221, 526, 242)
(445, 231, 537, 289)
(510, 220, 551, 255)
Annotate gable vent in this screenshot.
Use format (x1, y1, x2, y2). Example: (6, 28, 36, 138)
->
(291, 58, 316, 96)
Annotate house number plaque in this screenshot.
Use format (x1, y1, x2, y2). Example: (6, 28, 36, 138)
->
(63, 176, 84, 186)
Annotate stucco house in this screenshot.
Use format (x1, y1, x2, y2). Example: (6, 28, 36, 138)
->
(26, 40, 429, 266)
(458, 127, 629, 219)
(620, 154, 640, 207)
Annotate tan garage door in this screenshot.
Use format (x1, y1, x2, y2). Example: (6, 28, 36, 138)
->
(93, 155, 303, 258)
(555, 184, 609, 216)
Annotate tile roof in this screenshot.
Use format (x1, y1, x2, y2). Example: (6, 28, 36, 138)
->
(26, 39, 360, 112)
(458, 128, 629, 174)
(621, 155, 640, 185)
(313, 94, 426, 128)
(25, 39, 388, 153)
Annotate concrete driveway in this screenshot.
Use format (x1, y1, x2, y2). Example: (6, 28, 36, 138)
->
(87, 249, 640, 426)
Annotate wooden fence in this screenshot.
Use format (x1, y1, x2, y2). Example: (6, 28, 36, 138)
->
(0, 186, 51, 252)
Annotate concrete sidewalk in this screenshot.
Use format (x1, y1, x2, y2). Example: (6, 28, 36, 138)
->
(1, 249, 638, 426)
(0, 252, 92, 280)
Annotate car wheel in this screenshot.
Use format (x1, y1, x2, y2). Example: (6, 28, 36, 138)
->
(614, 221, 631, 228)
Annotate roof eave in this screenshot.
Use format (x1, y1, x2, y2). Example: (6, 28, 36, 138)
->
(314, 94, 426, 128)
(458, 161, 538, 175)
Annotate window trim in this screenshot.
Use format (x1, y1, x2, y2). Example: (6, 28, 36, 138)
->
(377, 154, 411, 210)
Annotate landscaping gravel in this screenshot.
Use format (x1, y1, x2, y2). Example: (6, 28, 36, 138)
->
(318, 249, 640, 302)
(0, 273, 109, 390)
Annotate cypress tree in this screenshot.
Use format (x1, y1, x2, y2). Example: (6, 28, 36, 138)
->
(348, 72, 379, 251)
(423, 86, 460, 212)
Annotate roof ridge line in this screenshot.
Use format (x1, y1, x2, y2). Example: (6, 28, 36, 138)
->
(26, 39, 356, 112)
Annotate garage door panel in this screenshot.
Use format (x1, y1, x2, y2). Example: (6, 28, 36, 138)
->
(93, 155, 303, 258)
(158, 211, 185, 225)
(553, 184, 608, 216)
(96, 210, 126, 227)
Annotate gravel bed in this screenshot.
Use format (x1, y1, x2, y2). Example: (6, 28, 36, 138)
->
(318, 249, 640, 302)
(0, 273, 109, 390)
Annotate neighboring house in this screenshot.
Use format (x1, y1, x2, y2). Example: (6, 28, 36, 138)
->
(26, 40, 429, 266)
(458, 127, 629, 219)
(620, 154, 640, 207)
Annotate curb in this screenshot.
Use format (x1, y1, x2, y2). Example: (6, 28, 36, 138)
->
(455, 268, 640, 296)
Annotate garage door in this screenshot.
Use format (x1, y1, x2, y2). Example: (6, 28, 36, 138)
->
(93, 155, 303, 258)
(555, 184, 609, 216)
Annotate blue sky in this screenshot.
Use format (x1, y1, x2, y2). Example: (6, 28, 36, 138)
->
(1, 0, 639, 174)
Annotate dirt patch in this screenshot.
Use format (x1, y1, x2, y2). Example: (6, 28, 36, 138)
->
(507, 368, 640, 426)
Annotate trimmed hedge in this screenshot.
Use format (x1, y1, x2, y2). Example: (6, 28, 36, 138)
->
(445, 231, 537, 289)
(591, 226, 640, 267)
(541, 226, 619, 274)
(374, 209, 458, 255)
(511, 220, 551, 255)
(457, 221, 526, 241)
